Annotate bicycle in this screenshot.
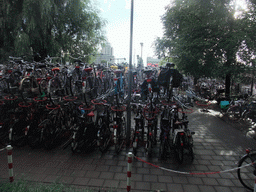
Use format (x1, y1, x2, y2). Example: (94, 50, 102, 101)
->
(159, 104, 172, 160)
(170, 105, 195, 163)
(93, 99, 113, 153)
(132, 103, 145, 156)
(143, 101, 159, 157)
(71, 103, 97, 153)
(111, 94, 126, 154)
(237, 148, 256, 191)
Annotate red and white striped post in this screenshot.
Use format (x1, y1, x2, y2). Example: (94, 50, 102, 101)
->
(7, 145, 14, 182)
(127, 152, 133, 192)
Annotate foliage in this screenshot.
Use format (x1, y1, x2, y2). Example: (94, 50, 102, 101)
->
(154, 0, 251, 80)
(0, 0, 106, 62)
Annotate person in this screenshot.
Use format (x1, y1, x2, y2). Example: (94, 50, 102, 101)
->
(157, 63, 183, 98)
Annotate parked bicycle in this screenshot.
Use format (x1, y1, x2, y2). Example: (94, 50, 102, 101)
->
(237, 148, 256, 191)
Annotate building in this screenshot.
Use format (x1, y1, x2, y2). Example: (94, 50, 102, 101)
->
(94, 42, 115, 64)
(147, 57, 160, 68)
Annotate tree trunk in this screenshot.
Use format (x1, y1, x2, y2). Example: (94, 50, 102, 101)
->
(225, 73, 231, 99)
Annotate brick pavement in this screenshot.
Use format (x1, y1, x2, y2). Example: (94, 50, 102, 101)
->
(0, 107, 253, 192)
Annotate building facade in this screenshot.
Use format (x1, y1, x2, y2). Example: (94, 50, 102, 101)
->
(94, 42, 115, 64)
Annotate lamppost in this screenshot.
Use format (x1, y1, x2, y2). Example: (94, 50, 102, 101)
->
(140, 42, 143, 68)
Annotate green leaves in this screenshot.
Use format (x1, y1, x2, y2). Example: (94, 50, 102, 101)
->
(0, 0, 105, 62)
(154, 0, 251, 81)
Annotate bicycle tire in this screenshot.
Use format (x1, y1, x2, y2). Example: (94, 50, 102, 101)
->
(0, 78, 9, 95)
(9, 120, 28, 147)
(175, 136, 184, 164)
(114, 118, 125, 154)
(226, 106, 241, 122)
(145, 140, 152, 157)
(237, 152, 256, 191)
(48, 77, 64, 100)
(97, 118, 111, 153)
(38, 78, 48, 96)
(159, 139, 168, 160)
(27, 111, 48, 148)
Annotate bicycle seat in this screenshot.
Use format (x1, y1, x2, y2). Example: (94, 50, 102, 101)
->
(52, 67, 60, 72)
(84, 67, 93, 72)
(87, 111, 95, 117)
(174, 121, 183, 125)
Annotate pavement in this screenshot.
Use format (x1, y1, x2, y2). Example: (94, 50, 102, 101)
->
(0, 104, 255, 192)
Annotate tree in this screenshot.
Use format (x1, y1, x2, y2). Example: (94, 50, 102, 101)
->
(154, 0, 247, 97)
(0, 0, 106, 62)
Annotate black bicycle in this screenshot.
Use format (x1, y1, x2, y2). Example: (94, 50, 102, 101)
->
(93, 99, 113, 153)
(237, 149, 256, 191)
(132, 104, 145, 156)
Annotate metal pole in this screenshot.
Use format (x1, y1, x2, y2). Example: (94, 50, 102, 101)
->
(126, 0, 134, 146)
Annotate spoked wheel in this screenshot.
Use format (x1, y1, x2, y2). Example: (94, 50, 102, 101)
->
(159, 140, 168, 160)
(40, 119, 56, 150)
(132, 132, 138, 156)
(188, 146, 194, 161)
(9, 121, 28, 147)
(0, 121, 11, 146)
(27, 122, 42, 149)
(237, 152, 256, 191)
(38, 78, 49, 96)
(98, 122, 111, 153)
(114, 128, 121, 154)
(175, 136, 184, 164)
(71, 133, 79, 153)
(226, 106, 241, 122)
(70, 77, 83, 97)
(145, 140, 152, 157)
(48, 77, 64, 100)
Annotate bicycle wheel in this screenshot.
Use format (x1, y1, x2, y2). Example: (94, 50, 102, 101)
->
(71, 125, 81, 153)
(132, 129, 139, 156)
(237, 152, 256, 191)
(40, 119, 55, 150)
(48, 77, 64, 99)
(175, 135, 184, 164)
(70, 76, 82, 97)
(27, 111, 47, 149)
(97, 118, 111, 153)
(27, 121, 42, 148)
(114, 121, 125, 154)
(9, 120, 28, 147)
(145, 139, 152, 157)
(226, 106, 241, 122)
(0, 78, 9, 96)
(159, 139, 168, 160)
(38, 78, 49, 96)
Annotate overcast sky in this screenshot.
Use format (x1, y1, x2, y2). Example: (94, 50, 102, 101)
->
(93, 0, 247, 65)
(94, 0, 171, 64)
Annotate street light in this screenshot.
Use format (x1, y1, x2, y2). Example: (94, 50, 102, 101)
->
(140, 43, 143, 68)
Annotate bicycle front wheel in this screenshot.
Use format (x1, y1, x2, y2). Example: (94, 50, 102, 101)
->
(237, 152, 256, 191)
(226, 106, 241, 122)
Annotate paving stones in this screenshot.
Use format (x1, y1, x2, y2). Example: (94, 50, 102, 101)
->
(0, 108, 251, 191)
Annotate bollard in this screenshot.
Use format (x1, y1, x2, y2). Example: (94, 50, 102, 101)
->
(127, 152, 133, 192)
(7, 145, 14, 182)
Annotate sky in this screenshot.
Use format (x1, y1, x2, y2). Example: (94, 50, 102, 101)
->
(93, 0, 172, 65)
(93, 0, 247, 65)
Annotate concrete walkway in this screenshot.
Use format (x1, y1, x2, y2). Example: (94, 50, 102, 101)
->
(0, 107, 254, 192)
